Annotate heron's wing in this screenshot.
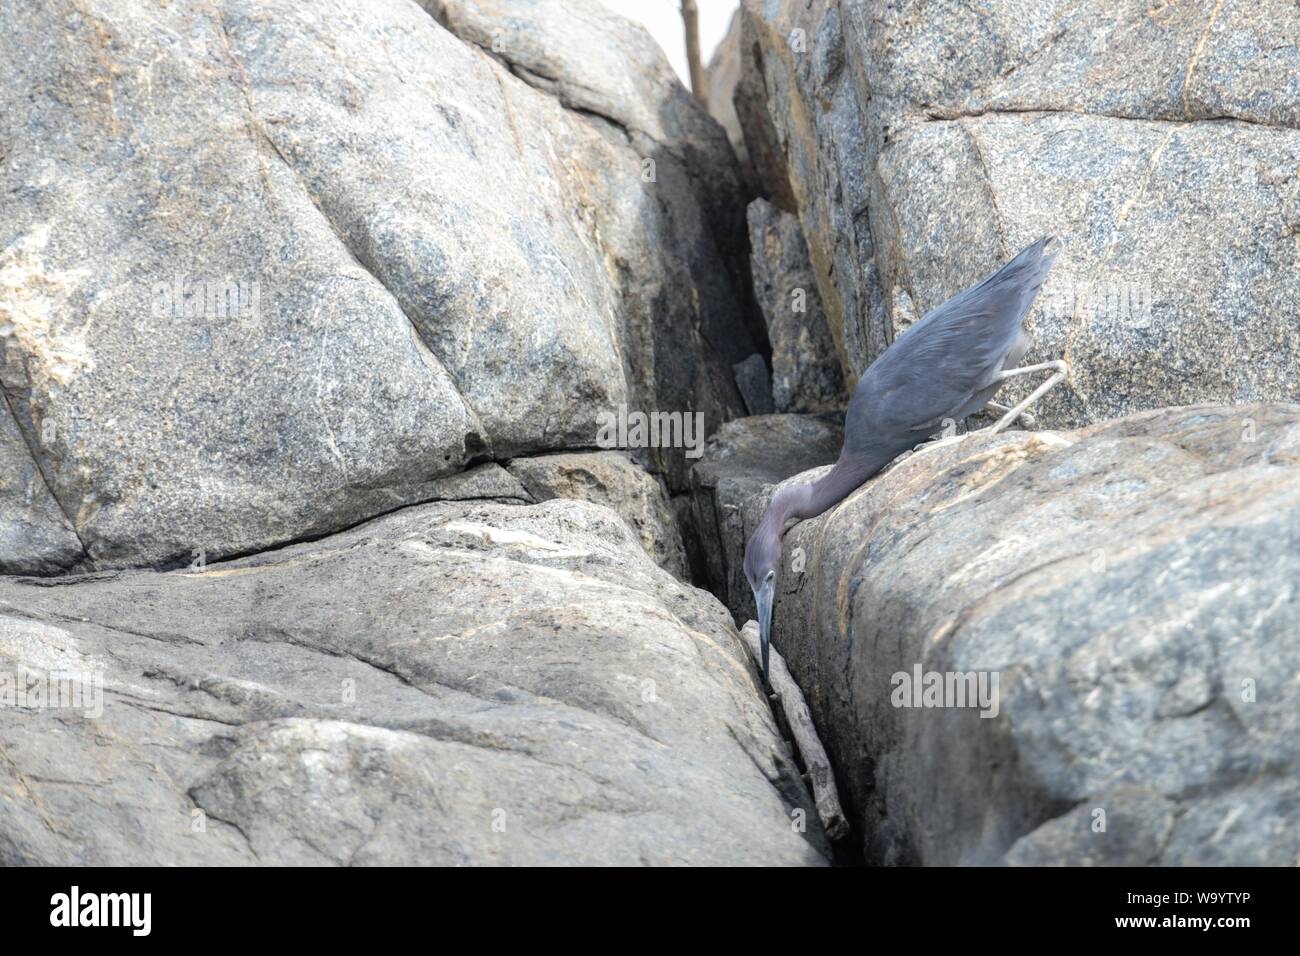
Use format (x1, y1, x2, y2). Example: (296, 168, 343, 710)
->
(861, 238, 1058, 436)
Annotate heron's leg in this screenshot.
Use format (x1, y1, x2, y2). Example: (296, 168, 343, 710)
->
(982, 359, 1069, 435)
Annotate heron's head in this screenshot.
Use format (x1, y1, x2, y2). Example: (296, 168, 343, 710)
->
(743, 521, 781, 686)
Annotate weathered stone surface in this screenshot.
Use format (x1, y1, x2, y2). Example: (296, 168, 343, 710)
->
(0, 0, 753, 571)
(934, 0, 1300, 130)
(738, 0, 885, 383)
(422, 1, 768, 468)
(506, 452, 687, 579)
(738, 0, 1300, 420)
(0, 498, 827, 865)
(731, 6, 800, 216)
(1010, 775, 1300, 867)
(0, 406, 81, 574)
(735, 403, 1300, 865)
(1002, 787, 1179, 867)
(688, 413, 842, 621)
(416, 463, 530, 505)
(748, 199, 846, 413)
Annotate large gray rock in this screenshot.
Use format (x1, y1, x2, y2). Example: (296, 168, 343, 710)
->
(736, 0, 1300, 421)
(0, 0, 754, 571)
(421, 0, 769, 440)
(0, 498, 827, 865)
(748, 199, 846, 414)
(506, 451, 688, 579)
(735, 403, 1300, 865)
(688, 413, 842, 621)
(737, 0, 884, 383)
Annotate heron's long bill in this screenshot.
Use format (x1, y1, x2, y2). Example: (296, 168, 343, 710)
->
(754, 580, 774, 686)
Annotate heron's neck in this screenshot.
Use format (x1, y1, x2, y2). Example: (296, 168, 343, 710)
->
(766, 450, 896, 532)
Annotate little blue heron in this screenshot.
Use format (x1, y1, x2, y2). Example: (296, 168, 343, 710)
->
(743, 237, 1068, 683)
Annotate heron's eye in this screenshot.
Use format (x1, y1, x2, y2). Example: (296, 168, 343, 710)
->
(765, 570, 775, 583)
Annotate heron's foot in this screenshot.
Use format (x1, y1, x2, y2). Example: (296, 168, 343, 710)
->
(985, 401, 1036, 430)
(988, 359, 1069, 435)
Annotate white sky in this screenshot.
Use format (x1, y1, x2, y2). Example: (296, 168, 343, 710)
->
(597, 1, 739, 86)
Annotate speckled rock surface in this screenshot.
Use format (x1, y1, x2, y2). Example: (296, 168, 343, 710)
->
(748, 199, 847, 414)
(0, 498, 828, 865)
(736, 0, 1300, 419)
(737, 403, 1300, 865)
(507, 451, 688, 579)
(0, 0, 754, 570)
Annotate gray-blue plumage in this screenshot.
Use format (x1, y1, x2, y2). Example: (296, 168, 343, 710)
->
(743, 237, 1060, 683)
(845, 236, 1058, 456)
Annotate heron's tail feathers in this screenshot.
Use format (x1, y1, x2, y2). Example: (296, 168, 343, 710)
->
(999, 236, 1060, 309)
(1015, 235, 1060, 271)
(1038, 235, 1062, 270)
